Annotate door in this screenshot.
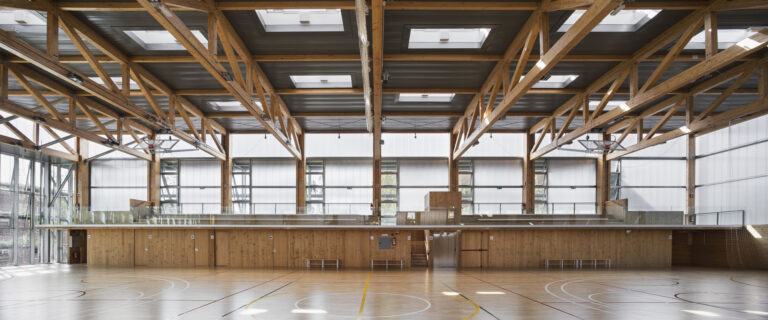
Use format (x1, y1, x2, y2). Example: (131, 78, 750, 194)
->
(431, 231, 457, 268)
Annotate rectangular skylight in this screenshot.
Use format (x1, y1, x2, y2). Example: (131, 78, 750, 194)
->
(256, 9, 344, 32)
(398, 93, 455, 102)
(88, 77, 138, 90)
(559, 10, 660, 32)
(529, 75, 579, 89)
(684, 27, 765, 50)
(408, 28, 491, 49)
(588, 100, 627, 111)
(209, 100, 262, 111)
(123, 30, 207, 51)
(290, 75, 352, 88)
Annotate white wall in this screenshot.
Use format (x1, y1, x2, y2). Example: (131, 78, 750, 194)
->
(696, 114, 768, 224)
(233, 134, 294, 158)
(382, 133, 449, 157)
(619, 159, 685, 211)
(462, 133, 526, 157)
(306, 134, 372, 158)
(90, 160, 147, 211)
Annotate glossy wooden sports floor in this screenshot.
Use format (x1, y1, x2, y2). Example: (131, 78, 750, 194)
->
(0, 265, 767, 319)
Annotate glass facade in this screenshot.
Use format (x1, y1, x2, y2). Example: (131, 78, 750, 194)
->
(0, 150, 72, 266)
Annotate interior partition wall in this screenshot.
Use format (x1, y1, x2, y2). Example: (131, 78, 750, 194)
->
(696, 114, 768, 225)
(0, 148, 73, 266)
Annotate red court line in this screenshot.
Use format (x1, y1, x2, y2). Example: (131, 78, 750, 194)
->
(459, 272, 585, 320)
(177, 271, 295, 317)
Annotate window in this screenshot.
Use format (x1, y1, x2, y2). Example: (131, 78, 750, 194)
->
(231, 160, 251, 214)
(159, 159, 179, 212)
(255, 9, 344, 32)
(408, 28, 492, 49)
(531, 75, 579, 89)
(123, 30, 207, 51)
(88, 77, 138, 91)
(558, 10, 660, 32)
(397, 93, 455, 102)
(458, 160, 474, 214)
(684, 27, 765, 50)
(381, 160, 398, 216)
(289, 75, 352, 88)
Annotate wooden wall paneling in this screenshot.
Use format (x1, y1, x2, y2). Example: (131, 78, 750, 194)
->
(484, 230, 671, 269)
(86, 229, 134, 266)
(215, 230, 229, 267)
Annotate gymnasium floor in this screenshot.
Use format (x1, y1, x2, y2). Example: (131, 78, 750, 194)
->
(0, 265, 766, 319)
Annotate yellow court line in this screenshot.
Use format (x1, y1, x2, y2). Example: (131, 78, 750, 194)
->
(357, 271, 372, 320)
(452, 294, 480, 320)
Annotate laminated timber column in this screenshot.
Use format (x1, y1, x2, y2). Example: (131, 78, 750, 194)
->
(296, 134, 306, 214)
(371, 0, 383, 219)
(220, 132, 232, 211)
(449, 133, 459, 192)
(148, 151, 160, 207)
(686, 95, 696, 223)
(523, 132, 535, 214)
(75, 137, 89, 208)
(596, 133, 611, 215)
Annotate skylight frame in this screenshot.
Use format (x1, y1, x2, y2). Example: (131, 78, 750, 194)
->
(684, 27, 766, 50)
(289, 75, 353, 89)
(255, 9, 345, 32)
(530, 75, 580, 89)
(588, 100, 628, 111)
(88, 76, 139, 91)
(123, 29, 208, 51)
(397, 93, 456, 103)
(408, 28, 492, 49)
(558, 9, 661, 33)
(208, 100, 262, 111)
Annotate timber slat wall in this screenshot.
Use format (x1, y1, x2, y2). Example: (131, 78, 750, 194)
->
(461, 229, 673, 268)
(85, 227, 766, 269)
(672, 225, 768, 269)
(87, 229, 411, 268)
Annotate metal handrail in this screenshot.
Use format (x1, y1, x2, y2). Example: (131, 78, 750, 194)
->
(695, 210, 745, 226)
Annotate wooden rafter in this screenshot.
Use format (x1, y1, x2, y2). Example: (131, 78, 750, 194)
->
(6, 0, 761, 12)
(0, 3, 226, 160)
(451, 0, 620, 159)
(5, 53, 763, 65)
(59, 20, 120, 93)
(532, 29, 768, 160)
(136, 0, 301, 158)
